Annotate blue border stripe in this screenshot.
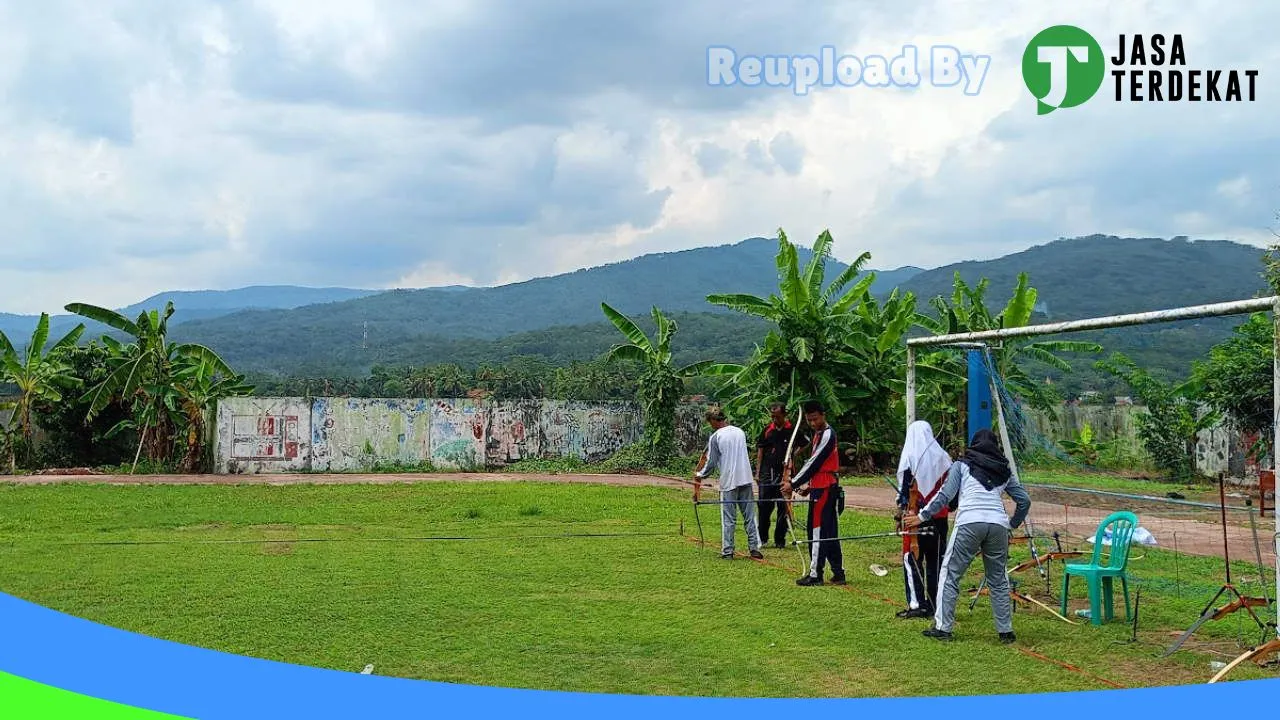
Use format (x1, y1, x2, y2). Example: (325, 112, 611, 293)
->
(0, 592, 1274, 718)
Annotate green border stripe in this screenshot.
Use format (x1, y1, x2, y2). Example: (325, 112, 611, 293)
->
(0, 671, 193, 719)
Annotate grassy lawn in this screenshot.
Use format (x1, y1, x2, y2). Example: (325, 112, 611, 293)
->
(0, 481, 1275, 697)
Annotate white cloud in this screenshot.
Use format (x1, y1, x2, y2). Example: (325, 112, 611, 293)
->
(0, 1, 1277, 314)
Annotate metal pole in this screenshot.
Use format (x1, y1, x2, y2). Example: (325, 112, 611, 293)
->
(908, 296, 1278, 347)
(906, 346, 917, 426)
(1273, 297, 1279, 638)
(1218, 472, 1232, 585)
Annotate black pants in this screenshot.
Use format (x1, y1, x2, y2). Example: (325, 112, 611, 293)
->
(904, 517, 949, 610)
(757, 468, 789, 545)
(806, 486, 843, 579)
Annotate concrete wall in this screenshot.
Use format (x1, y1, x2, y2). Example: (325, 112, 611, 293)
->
(1020, 404, 1266, 480)
(215, 397, 646, 474)
(205, 396, 1270, 480)
(217, 397, 312, 474)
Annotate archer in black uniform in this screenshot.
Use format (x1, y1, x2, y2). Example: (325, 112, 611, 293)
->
(755, 402, 810, 548)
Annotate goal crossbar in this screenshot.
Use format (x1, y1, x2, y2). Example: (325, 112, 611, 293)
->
(906, 296, 1277, 347)
(903, 294, 1280, 640)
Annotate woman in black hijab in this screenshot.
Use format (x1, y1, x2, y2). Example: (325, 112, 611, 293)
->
(905, 429, 1032, 643)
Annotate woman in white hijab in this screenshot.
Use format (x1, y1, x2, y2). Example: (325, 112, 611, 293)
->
(893, 420, 953, 619)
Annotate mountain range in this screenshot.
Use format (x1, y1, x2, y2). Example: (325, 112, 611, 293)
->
(0, 286, 381, 344)
(1, 234, 1270, 395)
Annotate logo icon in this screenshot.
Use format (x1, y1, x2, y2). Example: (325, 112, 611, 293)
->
(1022, 25, 1105, 115)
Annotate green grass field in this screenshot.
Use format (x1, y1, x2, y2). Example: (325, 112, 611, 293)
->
(0, 480, 1275, 697)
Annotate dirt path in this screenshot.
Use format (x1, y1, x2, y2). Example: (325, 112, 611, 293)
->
(7, 471, 1276, 563)
(4, 471, 691, 489)
(840, 486, 1277, 565)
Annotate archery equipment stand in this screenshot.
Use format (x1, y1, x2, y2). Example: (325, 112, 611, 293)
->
(1162, 474, 1270, 657)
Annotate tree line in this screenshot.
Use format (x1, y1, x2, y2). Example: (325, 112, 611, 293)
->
(2, 229, 1273, 480)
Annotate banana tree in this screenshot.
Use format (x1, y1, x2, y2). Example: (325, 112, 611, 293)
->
(0, 400, 17, 474)
(600, 303, 711, 463)
(171, 350, 254, 473)
(65, 301, 242, 472)
(0, 313, 86, 463)
(701, 229, 955, 465)
(703, 230, 878, 422)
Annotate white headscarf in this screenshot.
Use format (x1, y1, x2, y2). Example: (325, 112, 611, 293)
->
(896, 420, 952, 498)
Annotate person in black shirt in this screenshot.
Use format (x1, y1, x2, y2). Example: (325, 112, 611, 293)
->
(755, 402, 809, 549)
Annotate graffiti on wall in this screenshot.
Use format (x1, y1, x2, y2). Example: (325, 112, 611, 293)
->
(486, 400, 542, 464)
(534, 402, 640, 463)
(311, 398, 433, 472)
(230, 414, 301, 460)
(216, 397, 312, 473)
(430, 399, 486, 470)
(676, 404, 709, 455)
(574, 404, 639, 462)
(216, 397, 1265, 482)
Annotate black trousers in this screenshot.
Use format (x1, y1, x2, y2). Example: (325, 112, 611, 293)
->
(757, 468, 789, 545)
(806, 486, 843, 579)
(904, 516, 949, 610)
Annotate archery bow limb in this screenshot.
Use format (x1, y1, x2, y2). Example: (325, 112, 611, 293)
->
(692, 449, 708, 548)
(1009, 552, 1084, 574)
(1163, 595, 1273, 658)
(968, 586, 1078, 625)
(781, 405, 809, 569)
(1208, 638, 1280, 683)
(795, 529, 934, 544)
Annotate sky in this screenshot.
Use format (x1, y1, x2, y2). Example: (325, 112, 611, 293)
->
(1, 1, 1278, 314)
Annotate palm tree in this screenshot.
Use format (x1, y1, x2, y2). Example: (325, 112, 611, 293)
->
(911, 272, 1101, 454)
(0, 313, 86, 463)
(915, 272, 1101, 411)
(600, 303, 711, 462)
(64, 301, 241, 471)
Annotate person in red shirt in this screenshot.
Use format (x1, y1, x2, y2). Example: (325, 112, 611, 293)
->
(893, 420, 952, 619)
(782, 401, 845, 586)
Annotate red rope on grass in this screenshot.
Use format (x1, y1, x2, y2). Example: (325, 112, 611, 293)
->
(1014, 648, 1126, 689)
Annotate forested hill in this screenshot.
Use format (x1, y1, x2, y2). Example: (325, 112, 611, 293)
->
(900, 235, 1266, 320)
(0, 285, 378, 342)
(158, 234, 1268, 385)
(171, 238, 922, 345)
(900, 235, 1269, 393)
(168, 238, 921, 372)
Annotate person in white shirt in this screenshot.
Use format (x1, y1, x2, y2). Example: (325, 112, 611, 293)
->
(905, 428, 1031, 643)
(693, 407, 764, 560)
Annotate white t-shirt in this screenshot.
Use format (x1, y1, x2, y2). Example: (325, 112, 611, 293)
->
(695, 425, 755, 492)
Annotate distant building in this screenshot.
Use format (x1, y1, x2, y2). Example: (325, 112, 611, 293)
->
(1114, 396, 1134, 406)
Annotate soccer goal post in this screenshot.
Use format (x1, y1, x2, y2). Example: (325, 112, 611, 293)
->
(904, 295, 1280, 640)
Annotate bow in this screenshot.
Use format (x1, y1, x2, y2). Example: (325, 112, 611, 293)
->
(1008, 551, 1084, 574)
(1208, 638, 1280, 683)
(691, 449, 708, 548)
(1163, 595, 1273, 657)
(780, 405, 810, 569)
(968, 583, 1078, 625)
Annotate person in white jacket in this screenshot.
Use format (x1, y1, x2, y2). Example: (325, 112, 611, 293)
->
(905, 428, 1031, 643)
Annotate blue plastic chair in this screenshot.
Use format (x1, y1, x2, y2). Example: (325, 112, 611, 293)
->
(1059, 511, 1139, 626)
